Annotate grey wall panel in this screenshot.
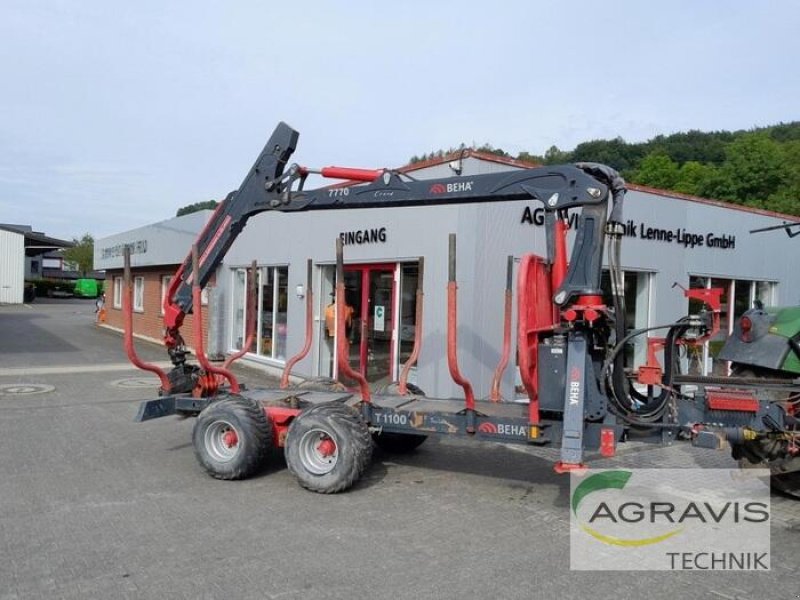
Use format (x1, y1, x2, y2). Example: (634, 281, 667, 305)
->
(221, 188, 800, 400)
(0, 230, 25, 304)
(95, 158, 800, 401)
(94, 210, 212, 270)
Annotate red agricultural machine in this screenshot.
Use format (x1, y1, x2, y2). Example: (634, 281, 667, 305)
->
(127, 122, 799, 495)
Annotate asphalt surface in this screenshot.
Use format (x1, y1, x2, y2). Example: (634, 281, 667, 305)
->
(0, 299, 798, 599)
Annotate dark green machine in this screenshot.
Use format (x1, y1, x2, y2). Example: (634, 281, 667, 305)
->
(716, 221, 800, 495)
(719, 218, 800, 377)
(719, 305, 800, 376)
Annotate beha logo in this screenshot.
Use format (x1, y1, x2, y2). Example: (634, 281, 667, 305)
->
(429, 181, 474, 194)
(568, 366, 581, 406)
(478, 422, 498, 434)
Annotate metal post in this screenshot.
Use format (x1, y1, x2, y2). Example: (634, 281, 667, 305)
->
(281, 259, 315, 388)
(490, 255, 514, 402)
(446, 234, 475, 413)
(334, 238, 371, 402)
(122, 246, 171, 392)
(223, 260, 258, 370)
(191, 245, 240, 394)
(398, 257, 424, 395)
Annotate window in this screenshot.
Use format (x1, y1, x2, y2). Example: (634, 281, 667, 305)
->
(600, 269, 652, 369)
(160, 276, 172, 315)
(230, 266, 289, 361)
(30, 260, 40, 274)
(113, 277, 122, 309)
(755, 280, 776, 307)
(259, 266, 289, 361)
(231, 269, 249, 351)
(133, 277, 145, 312)
(687, 277, 777, 375)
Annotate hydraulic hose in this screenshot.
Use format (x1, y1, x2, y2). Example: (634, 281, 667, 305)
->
(603, 320, 690, 423)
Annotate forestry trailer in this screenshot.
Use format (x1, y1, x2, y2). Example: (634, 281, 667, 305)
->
(128, 122, 799, 495)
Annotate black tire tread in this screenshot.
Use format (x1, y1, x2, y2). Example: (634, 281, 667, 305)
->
(192, 395, 272, 481)
(286, 402, 372, 493)
(373, 432, 428, 454)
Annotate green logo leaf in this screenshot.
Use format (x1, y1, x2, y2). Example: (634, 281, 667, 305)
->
(571, 470, 632, 516)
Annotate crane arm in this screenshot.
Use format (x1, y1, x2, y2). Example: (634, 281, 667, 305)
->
(162, 121, 621, 368)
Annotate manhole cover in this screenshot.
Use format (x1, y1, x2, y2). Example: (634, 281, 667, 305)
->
(0, 384, 55, 395)
(110, 377, 159, 389)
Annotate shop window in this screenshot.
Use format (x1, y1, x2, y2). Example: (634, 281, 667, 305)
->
(230, 266, 288, 361)
(686, 277, 776, 375)
(160, 276, 172, 315)
(259, 266, 289, 361)
(600, 269, 652, 368)
(755, 281, 776, 306)
(133, 277, 145, 312)
(113, 277, 122, 309)
(231, 269, 248, 351)
(398, 263, 419, 382)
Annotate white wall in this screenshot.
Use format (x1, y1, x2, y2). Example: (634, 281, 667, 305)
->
(220, 185, 800, 400)
(0, 230, 25, 304)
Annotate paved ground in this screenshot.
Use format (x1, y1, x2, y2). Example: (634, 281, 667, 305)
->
(0, 299, 798, 599)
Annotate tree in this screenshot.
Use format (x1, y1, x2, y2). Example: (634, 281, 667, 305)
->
(631, 152, 680, 189)
(63, 233, 94, 276)
(176, 200, 218, 217)
(516, 151, 544, 164)
(474, 143, 509, 157)
(569, 137, 646, 172)
(720, 133, 786, 205)
(542, 145, 569, 165)
(674, 161, 716, 196)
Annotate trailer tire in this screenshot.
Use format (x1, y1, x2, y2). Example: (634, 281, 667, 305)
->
(192, 396, 272, 480)
(295, 377, 349, 393)
(285, 403, 372, 493)
(738, 455, 800, 498)
(373, 432, 428, 454)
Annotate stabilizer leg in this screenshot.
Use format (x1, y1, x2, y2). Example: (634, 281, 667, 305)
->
(555, 332, 588, 472)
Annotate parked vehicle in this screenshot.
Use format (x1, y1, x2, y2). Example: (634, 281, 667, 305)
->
(73, 278, 99, 298)
(23, 282, 36, 303)
(127, 122, 798, 497)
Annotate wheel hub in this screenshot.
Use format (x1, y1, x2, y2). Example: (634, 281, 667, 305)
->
(298, 428, 339, 475)
(317, 437, 336, 457)
(205, 420, 241, 463)
(223, 429, 239, 448)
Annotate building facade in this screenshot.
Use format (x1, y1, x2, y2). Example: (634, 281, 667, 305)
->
(97, 153, 800, 400)
(94, 210, 214, 350)
(0, 228, 25, 304)
(0, 224, 73, 303)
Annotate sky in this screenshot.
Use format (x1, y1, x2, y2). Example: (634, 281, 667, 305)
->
(0, 0, 798, 241)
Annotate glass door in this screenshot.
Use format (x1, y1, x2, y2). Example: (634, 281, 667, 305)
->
(319, 262, 423, 387)
(341, 264, 396, 386)
(364, 267, 395, 384)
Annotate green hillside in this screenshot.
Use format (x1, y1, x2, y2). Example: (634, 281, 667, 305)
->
(537, 122, 800, 215)
(412, 122, 800, 215)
